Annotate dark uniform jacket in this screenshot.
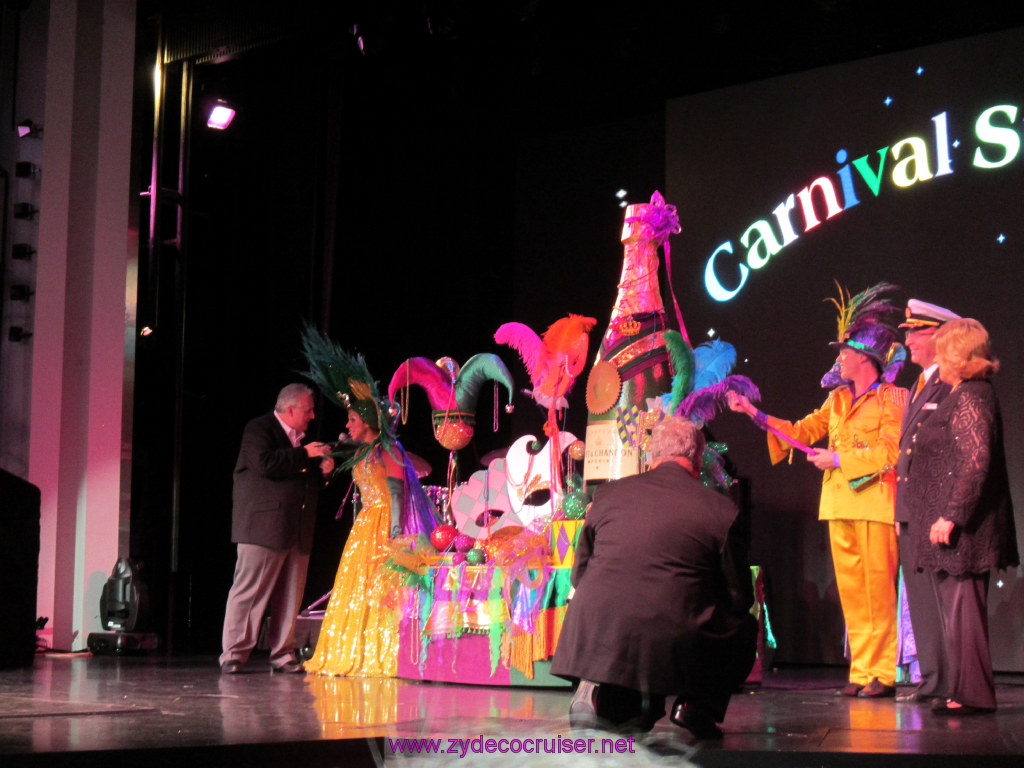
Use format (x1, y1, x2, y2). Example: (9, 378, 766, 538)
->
(895, 370, 951, 524)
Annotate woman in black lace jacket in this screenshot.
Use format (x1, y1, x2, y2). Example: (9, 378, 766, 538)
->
(906, 318, 1019, 714)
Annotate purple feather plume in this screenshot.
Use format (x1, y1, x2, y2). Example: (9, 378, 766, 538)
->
(677, 375, 761, 426)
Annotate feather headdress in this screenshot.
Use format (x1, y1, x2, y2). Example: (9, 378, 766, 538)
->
(300, 324, 394, 468)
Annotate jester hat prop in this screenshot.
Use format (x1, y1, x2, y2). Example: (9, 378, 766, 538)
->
(387, 354, 515, 451)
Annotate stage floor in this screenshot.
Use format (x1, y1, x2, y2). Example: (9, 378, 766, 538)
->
(2, 654, 1023, 767)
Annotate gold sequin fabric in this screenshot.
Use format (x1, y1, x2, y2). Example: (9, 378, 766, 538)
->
(304, 452, 400, 677)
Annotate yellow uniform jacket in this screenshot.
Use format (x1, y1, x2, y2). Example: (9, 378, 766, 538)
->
(765, 383, 908, 524)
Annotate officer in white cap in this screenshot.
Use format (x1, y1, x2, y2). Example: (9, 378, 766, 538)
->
(894, 298, 961, 703)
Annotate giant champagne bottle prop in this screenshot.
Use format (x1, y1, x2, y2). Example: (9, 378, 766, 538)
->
(583, 192, 684, 484)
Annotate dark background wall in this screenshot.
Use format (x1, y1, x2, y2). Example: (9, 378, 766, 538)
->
(665, 28, 1024, 667)
(128, 0, 1024, 667)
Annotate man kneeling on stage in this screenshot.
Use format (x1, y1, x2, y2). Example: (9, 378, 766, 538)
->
(551, 417, 757, 739)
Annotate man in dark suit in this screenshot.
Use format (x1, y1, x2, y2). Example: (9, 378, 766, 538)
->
(220, 383, 333, 674)
(551, 417, 757, 739)
(894, 299, 960, 703)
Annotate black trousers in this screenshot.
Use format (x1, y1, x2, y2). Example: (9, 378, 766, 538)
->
(593, 614, 758, 727)
(933, 569, 995, 709)
(898, 521, 944, 696)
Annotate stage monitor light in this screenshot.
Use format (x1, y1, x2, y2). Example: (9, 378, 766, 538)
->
(207, 103, 236, 130)
(17, 119, 42, 139)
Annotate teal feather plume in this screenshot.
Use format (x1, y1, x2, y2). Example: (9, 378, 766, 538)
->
(691, 339, 736, 391)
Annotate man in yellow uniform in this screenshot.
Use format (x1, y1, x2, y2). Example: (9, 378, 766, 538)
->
(729, 296, 907, 698)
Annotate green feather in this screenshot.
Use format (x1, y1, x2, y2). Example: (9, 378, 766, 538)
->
(664, 329, 694, 413)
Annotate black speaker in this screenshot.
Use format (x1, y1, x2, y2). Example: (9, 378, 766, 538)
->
(0, 469, 41, 669)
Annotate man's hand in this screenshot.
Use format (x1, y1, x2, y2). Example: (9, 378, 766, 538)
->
(304, 441, 331, 458)
(726, 391, 757, 417)
(808, 448, 837, 471)
(320, 456, 335, 476)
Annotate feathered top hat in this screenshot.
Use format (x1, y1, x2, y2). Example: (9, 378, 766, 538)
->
(829, 323, 896, 366)
(823, 281, 906, 382)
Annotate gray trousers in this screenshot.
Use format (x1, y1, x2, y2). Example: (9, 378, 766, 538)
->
(220, 542, 309, 667)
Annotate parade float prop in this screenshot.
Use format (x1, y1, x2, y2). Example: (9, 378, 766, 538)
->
(317, 194, 773, 687)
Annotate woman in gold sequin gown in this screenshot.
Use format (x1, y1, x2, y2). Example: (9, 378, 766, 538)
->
(304, 408, 408, 677)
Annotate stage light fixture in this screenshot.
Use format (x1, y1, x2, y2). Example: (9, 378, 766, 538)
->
(15, 162, 39, 178)
(13, 203, 38, 220)
(87, 558, 159, 655)
(12, 244, 35, 260)
(17, 119, 42, 139)
(9, 285, 34, 302)
(8, 326, 32, 342)
(207, 102, 236, 130)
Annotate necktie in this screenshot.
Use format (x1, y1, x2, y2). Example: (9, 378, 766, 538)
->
(913, 373, 926, 401)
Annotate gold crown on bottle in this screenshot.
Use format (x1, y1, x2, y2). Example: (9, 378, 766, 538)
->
(618, 317, 642, 336)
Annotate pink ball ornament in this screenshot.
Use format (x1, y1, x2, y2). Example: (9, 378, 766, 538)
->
(453, 533, 476, 553)
(452, 552, 467, 565)
(430, 524, 458, 552)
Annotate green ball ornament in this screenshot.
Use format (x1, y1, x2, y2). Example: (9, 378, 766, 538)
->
(466, 547, 487, 565)
(561, 490, 591, 520)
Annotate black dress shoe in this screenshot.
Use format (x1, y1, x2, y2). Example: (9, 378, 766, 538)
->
(858, 678, 896, 698)
(569, 680, 600, 729)
(271, 660, 305, 674)
(836, 682, 864, 697)
(220, 660, 243, 675)
(670, 701, 723, 740)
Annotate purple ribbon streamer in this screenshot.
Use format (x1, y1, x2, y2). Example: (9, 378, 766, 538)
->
(755, 416, 814, 455)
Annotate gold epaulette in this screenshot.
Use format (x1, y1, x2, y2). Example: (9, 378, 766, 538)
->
(885, 385, 909, 408)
